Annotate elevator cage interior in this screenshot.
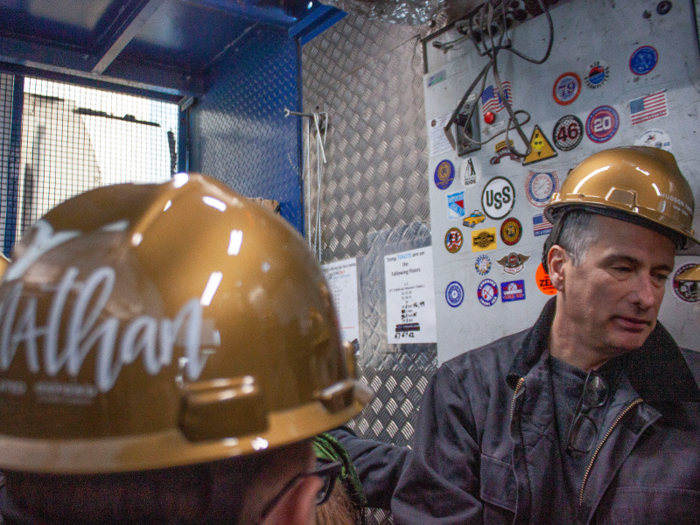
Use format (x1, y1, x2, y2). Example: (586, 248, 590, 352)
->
(1, 2, 700, 525)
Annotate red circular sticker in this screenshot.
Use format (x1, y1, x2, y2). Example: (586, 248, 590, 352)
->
(536, 263, 557, 295)
(673, 263, 700, 303)
(500, 218, 522, 246)
(552, 72, 581, 106)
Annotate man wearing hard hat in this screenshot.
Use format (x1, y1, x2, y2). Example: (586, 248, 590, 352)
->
(393, 147, 700, 524)
(0, 174, 371, 525)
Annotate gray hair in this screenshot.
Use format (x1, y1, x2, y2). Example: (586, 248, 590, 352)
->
(555, 210, 601, 266)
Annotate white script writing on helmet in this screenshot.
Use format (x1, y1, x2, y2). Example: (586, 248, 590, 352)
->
(0, 266, 208, 392)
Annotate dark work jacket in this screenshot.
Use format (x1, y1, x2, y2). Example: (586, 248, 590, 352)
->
(329, 426, 411, 510)
(392, 299, 700, 525)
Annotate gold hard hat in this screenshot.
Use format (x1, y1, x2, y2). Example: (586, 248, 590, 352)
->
(677, 264, 700, 282)
(0, 174, 371, 474)
(546, 146, 699, 252)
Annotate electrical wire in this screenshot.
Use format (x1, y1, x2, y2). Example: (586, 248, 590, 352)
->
(442, 0, 554, 158)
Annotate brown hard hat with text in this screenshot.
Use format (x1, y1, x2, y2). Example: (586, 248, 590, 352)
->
(0, 173, 371, 474)
(545, 146, 699, 252)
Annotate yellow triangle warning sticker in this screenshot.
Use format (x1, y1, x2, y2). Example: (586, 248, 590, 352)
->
(523, 125, 558, 166)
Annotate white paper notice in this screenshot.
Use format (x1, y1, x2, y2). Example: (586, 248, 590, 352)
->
(322, 258, 360, 343)
(428, 113, 453, 158)
(384, 247, 437, 344)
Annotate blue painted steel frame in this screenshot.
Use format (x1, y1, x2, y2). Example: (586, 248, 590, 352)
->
(189, 26, 305, 233)
(4, 76, 23, 257)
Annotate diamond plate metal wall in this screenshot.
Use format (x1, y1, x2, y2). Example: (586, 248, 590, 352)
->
(302, 14, 431, 263)
(304, 18, 437, 519)
(189, 26, 304, 233)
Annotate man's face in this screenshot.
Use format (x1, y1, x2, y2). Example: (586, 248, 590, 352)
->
(559, 216, 675, 356)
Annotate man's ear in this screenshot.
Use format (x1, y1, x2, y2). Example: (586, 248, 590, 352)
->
(261, 476, 323, 525)
(547, 245, 568, 292)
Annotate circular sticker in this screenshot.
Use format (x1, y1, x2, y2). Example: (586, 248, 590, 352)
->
(673, 263, 700, 303)
(434, 160, 455, 190)
(586, 106, 620, 143)
(584, 60, 610, 89)
(444, 228, 464, 253)
(630, 46, 658, 76)
(552, 72, 581, 106)
(477, 279, 499, 306)
(536, 263, 557, 296)
(657, 0, 672, 15)
(525, 171, 559, 208)
(481, 177, 515, 220)
(552, 115, 583, 151)
(635, 129, 671, 151)
(475, 254, 492, 276)
(500, 218, 523, 246)
(446, 281, 465, 308)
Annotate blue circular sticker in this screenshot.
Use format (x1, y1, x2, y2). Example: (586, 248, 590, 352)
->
(477, 279, 499, 307)
(475, 254, 492, 276)
(446, 281, 464, 307)
(586, 106, 620, 143)
(434, 160, 455, 190)
(629, 46, 658, 76)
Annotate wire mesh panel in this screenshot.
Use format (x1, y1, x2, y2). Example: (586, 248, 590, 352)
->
(0, 76, 179, 253)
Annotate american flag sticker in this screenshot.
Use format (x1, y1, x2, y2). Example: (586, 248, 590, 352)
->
(629, 90, 668, 125)
(482, 82, 513, 116)
(533, 214, 553, 237)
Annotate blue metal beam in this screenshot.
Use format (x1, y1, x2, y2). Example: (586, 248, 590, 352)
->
(298, 8, 346, 45)
(91, 0, 169, 75)
(182, 0, 298, 26)
(0, 35, 205, 96)
(4, 76, 23, 257)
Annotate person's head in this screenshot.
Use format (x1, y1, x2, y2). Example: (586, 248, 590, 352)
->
(0, 174, 371, 525)
(543, 146, 698, 365)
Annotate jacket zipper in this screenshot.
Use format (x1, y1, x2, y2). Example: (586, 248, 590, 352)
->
(511, 377, 525, 421)
(578, 398, 644, 507)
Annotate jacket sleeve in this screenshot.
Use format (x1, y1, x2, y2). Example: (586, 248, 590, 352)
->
(327, 426, 411, 510)
(391, 363, 483, 525)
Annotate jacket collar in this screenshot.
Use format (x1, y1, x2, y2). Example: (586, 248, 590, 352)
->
(506, 298, 700, 402)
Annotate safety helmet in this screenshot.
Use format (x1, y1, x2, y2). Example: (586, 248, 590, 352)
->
(0, 173, 371, 474)
(545, 146, 699, 253)
(677, 264, 700, 282)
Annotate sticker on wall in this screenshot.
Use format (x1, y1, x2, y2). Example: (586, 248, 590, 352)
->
(434, 159, 455, 190)
(447, 191, 465, 220)
(586, 106, 619, 143)
(501, 280, 526, 302)
(475, 254, 492, 276)
(523, 125, 558, 165)
(552, 72, 581, 106)
(428, 69, 447, 87)
(461, 157, 481, 187)
(525, 171, 560, 208)
(482, 177, 515, 219)
(552, 115, 583, 151)
(500, 217, 523, 246)
(533, 213, 554, 237)
(584, 60, 610, 89)
(536, 263, 557, 296)
(477, 278, 499, 306)
(481, 81, 513, 117)
(444, 228, 464, 253)
(490, 139, 521, 165)
(673, 263, 700, 303)
(445, 281, 465, 308)
(463, 210, 486, 228)
(472, 227, 497, 252)
(497, 252, 530, 275)
(635, 129, 671, 151)
(629, 46, 658, 76)
(630, 90, 668, 125)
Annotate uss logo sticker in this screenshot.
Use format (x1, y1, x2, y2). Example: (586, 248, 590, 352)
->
(481, 177, 515, 220)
